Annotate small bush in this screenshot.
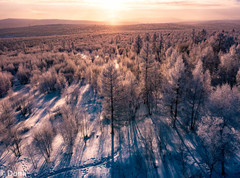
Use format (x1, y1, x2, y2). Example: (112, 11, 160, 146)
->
(59, 60, 77, 84)
(16, 64, 31, 84)
(0, 102, 21, 158)
(38, 68, 66, 94)
(0, 71, 13, 97)
(19, 96, 34, 118)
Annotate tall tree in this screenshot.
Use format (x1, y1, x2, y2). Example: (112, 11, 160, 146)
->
(207, 84, 240, 176)
(161, 54, 186, 127)
(156, 34, 164, 62)
(133, 35, 143, 56)
(133, 35, 143, 80)
(101, 62, 124, 177)
(197, 116, 222, 177)
(185, 60, 211, 130)
(140, 42, 155, 115)
(218, 45, 240, 87)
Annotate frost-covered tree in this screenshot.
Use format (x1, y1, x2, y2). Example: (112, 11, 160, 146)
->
(133, 35, 143, 56)
(152, 32, 158, 54)
(0, 71, 12, 97)
(200, 45, 219, 75)
(16, 64, 31, 84)
(210, 32, 235, 53)
(57, 105, 80, 154)
(123, 71, 140, 158)
(185, 60, 211, 130)
(101, 62, 124, 177)
(38, 68, 66, 94)
(123, 71, 140, 122)
(204, 84, 240, 176)
(144, 33, 151, 42)
(133, 35, 143, 80)
(0, 102, 21, 158)
(218, 45, 240, 86)
(140, 42, 155, 115)
(156, 34, 164, 62)
(161, 52, 186, 127)
(26, 144, 38, 169)
(197, 116, 222, 177)
(33, 124, 54, 162)
(194, 29, 207, 44)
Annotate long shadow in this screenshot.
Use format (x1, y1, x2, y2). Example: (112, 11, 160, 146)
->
(0, 147, 7, 169)
(97, 132, 105, 157)
(35, 94, 60, 124)
(80, 86, 102, 119)
(175, 119, 208, 177)
(115, 120, 148, 178)
(78, 143, 87, 166)
(52, 152, 73, 178)
(36, 160, 52, 177)
(150, 116, 171, 178)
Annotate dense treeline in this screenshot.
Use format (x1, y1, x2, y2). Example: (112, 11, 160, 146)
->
(0, 28, 240, 177)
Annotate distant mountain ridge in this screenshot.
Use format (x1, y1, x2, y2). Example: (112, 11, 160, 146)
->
(0, 18, 103, 29)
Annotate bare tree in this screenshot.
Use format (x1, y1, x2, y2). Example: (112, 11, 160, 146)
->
(0, 71, 13, 98)
(140, 42, 155, 115)
(101, 61, 124, 177)
(161, 55, 186, 127)
(57, 105, 80, 154)
(133, 35, 143, 80)
(16, 64, 31, 85)
(0, 102, 21, 158)
(156, 34, 164, 62)
(19, 95, 34, 118)
(33, 124, 54, 162)
(207, 84, 240, 176)
(26, 144, 38, 169)
(38, 68, 66, 94)
(185, 60, 211, 130)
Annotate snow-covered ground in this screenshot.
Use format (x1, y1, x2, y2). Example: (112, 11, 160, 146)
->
(0, 82, 240, 178)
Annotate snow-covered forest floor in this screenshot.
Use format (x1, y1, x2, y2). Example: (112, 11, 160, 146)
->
(1, 81, 239, 177)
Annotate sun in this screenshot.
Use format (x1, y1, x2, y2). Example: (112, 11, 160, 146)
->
(101, 0, 122, 24)
(86, 0, 128, 24)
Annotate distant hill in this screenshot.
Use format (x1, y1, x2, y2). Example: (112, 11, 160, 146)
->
(0, 23, 195, 38)
(0, 19, 240, 38)
(0, 18, 103, 29)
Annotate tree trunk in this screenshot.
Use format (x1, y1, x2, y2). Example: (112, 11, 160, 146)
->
(209, 165, 213, 178)
(110, 77, 114, 178)
(221, 148, 225, 177)
(173, 87, 179, 128)
(136, 55, 140, 81)
(220, 125, 225, 178)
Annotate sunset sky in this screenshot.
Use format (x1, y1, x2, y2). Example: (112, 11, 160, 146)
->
(0, 0, 240, 24)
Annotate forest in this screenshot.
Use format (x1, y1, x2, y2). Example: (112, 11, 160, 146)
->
(0, 23, 240, 177)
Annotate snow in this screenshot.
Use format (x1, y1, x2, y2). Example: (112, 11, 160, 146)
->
(1, 81, 240, 177)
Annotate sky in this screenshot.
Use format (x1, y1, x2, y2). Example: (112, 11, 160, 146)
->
(0, 0, 240, 24)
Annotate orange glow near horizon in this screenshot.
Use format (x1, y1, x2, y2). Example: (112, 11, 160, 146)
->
(0, 0, 240, 24)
